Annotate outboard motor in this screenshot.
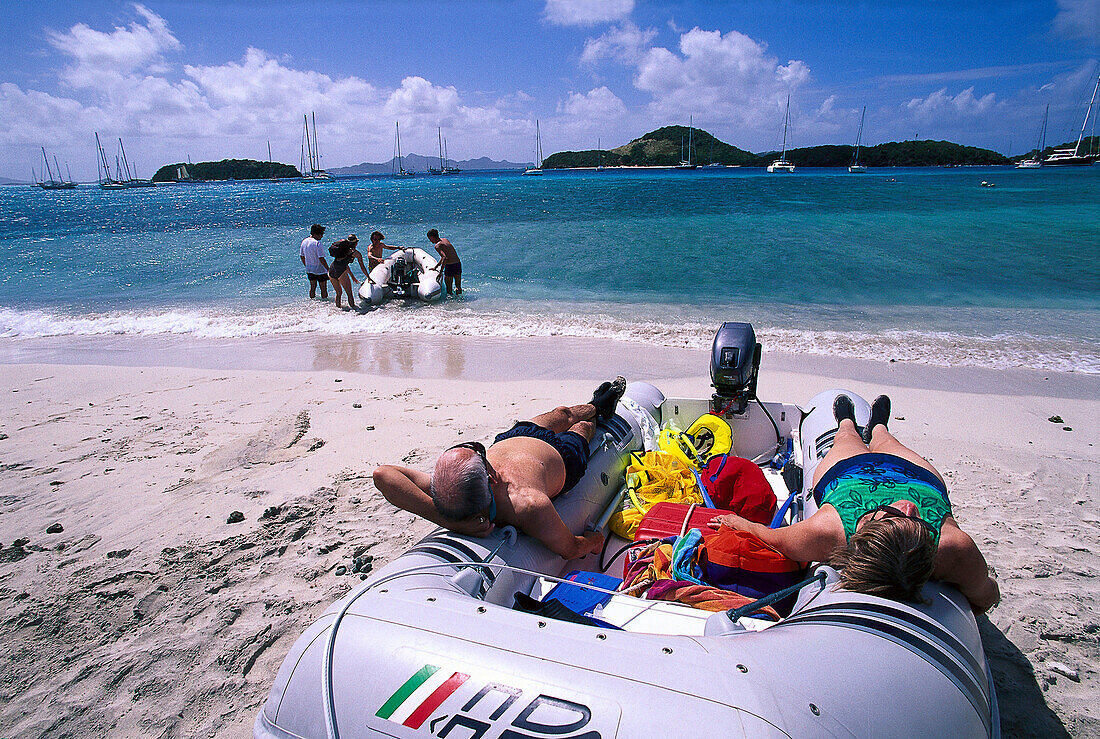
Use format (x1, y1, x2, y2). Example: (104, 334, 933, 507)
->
(390, 256, 409, 293)
(710, 322, 761, 415)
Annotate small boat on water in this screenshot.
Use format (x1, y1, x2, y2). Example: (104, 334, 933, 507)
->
(255, 322, 997, 739)
(394, 122, 415, 178)
(523, 120, 544, 175)
(1016, 105, 1048, 169)
(848, 107, 868, 173)
(767, 96, 796, 173)
(358, 248, 443, 305)
(35, 147, 76, 189)
(302, 113, 335, 181)
(675, 116, 697, 169)
(94, 133, 155, 189)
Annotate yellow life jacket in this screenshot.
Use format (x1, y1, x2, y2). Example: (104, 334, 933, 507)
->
(608, 450, 702, 540)
(684, 413, 734, 461)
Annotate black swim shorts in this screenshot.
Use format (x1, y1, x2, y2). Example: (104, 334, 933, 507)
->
(444, 261, 462, 277)
(306, 272, 328, 282)
(493, 421, 590, 495)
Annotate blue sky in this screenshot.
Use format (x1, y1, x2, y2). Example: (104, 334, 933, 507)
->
(0, 0, 1097, 180)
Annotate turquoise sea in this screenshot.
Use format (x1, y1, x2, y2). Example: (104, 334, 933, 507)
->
(1, 166, 1097, 373)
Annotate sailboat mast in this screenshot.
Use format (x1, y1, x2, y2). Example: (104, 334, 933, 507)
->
(689, 115, 693, 166)
(854, 107, 865, 164)
(1072, 75, 1099, 157)
(536, 120, 542, 167)
(312, 112, 320, 171)
(54, 155, 63, 182)
(118, 138, 133, 180)
(304, 115, 314, 174)
(438, 128, 444, 170)
(42, 147, 54, 182)
(781, 96, 790, 158)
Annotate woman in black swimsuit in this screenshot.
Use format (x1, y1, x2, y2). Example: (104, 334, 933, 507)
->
(327, 234, 368, 309)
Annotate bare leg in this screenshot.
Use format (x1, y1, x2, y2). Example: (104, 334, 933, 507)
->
(812, 419, 869, 488)
(444, 275, 454, 295)
(331, 277, 343, 308)
(454, 274, 462, 295)
(340, 273, 357, 308)
(319, 279, 329, 299)
(529, 404, 597, 434)
(867, 426, 946, 486)
(309, 279, 317, 299)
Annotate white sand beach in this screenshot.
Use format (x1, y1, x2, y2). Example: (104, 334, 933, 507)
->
(0, 333, 1096, 737)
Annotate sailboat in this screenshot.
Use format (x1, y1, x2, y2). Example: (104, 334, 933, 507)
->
(1042, 75, 1099, 167)
(1017, 105, 1048, 169)
(848, 107, 868, 173)
(596, 137, 605, 170)
(36, 147, 76, 189)
(94, 133, 154, 188)
(767, 96, 796, 173)
(393, 122, 414, 177)
(676, 116, 697, 169)
(442, 137, 461, 173)
(116, 138, 155, 187)
(429, 129, 444, 175)
(301, 113, 334, 180)
(522, 120, 544, 175)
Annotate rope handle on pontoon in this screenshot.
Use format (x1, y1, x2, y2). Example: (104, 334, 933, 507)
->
(725, 571, 827, 623)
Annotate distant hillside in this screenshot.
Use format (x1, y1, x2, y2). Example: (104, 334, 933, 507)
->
(331, 154, 527, 175)
(544, 127, 1010, 168)
(152, 159, 300, 182)
(772, 140, 1010, 167)
(544, 126, 755, 168)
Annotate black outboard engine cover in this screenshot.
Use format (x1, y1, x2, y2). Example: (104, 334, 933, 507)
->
(710, 322, 761, 414)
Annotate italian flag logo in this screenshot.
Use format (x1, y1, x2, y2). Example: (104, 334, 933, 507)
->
(377, 665, 470, 730)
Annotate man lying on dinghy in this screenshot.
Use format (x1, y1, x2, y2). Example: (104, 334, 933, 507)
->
(374, 378, 627, 559)
(709, 394, 1000, 613)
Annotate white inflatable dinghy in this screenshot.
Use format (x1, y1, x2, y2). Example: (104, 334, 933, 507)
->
(359, 248, 443, 306)
(255, 323, 997, 738)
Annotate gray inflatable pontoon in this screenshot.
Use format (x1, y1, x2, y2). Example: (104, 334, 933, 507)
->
(256, 366, 998, 738)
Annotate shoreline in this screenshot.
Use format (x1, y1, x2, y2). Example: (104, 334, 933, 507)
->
(1, 332, 1096, 400)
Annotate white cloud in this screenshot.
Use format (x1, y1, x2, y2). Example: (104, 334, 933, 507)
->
(47, 4, 182, 88)
(1052, 0, 1099, 41)
(561, 87, 628, 119)
(631, 28, 810, 127)
(0, 6, 535, 178)
(905, 87, 997, 118)
(581, 22, 657, 65)
(544, 0, 633, 27)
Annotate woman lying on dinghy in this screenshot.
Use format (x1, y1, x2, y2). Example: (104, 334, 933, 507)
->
(710, 394, 1000, 613)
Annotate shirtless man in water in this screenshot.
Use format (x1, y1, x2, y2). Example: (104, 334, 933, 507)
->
(426, 228, 462, 295)
(374, 378, 626, 559)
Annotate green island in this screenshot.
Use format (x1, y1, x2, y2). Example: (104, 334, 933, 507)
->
(542, 126, 1014, 168)
(152, 159, 301, 182)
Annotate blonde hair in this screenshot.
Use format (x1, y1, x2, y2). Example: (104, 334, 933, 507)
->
(829, 518, 937, 603)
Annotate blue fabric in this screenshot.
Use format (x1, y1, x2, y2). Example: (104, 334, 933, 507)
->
(670, 528, 706, 585)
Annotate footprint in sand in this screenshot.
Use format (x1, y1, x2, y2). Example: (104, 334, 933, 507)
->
(201, 410, 325, 472)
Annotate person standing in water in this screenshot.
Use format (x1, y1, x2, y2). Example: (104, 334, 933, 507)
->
(366, 231, 401, 272)
(427, 228, 462, 296)
(300, 224, 330, 299)
(327, 234, 368, 310)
